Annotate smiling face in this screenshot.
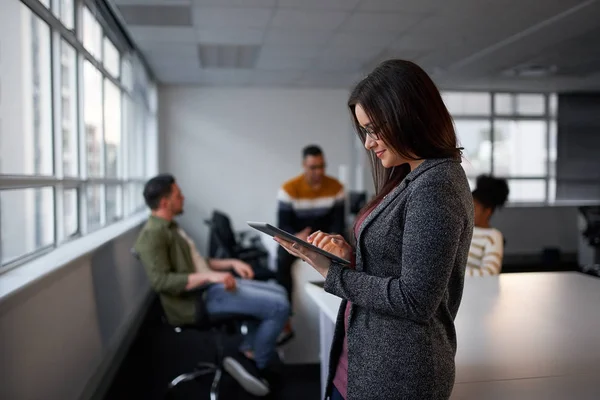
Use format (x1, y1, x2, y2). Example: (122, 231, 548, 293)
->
(354, 103, 408, 169)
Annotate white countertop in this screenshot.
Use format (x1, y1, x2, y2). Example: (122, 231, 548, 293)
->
(305, 272, 600, 387)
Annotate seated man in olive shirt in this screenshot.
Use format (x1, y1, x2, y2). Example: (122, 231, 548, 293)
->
(134, 174, 289, 397)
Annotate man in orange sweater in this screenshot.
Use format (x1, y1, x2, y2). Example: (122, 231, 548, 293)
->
(276, 145, 346, 341)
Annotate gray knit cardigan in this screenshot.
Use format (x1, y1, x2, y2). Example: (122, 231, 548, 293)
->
(324, 157, 474, 400)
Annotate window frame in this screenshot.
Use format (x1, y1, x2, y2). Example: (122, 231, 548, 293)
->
(0, 0, 155, 272)
(444, 90, 557, 206)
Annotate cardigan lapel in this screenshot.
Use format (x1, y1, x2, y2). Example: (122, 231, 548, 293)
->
(356, 157, 458, 246)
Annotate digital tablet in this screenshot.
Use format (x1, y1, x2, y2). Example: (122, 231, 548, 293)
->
(247, 222, 351, 266)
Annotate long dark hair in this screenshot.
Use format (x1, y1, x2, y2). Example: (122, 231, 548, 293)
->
(349, 59, 461, 230)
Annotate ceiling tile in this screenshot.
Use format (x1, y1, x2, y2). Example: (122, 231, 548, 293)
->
(127, 26, 197, 43)
(193, 0, 276, 6)
(118, 5, 192, 26)
(264, 29, 333, 45)
(139, 43, 200, 60)
(389, 33, 447, 51)
(376, 49, 426, 63)
(298, 71, 363, 87)
(192, 7, 273, 29)
(323, 44, 385, 60)
(278, 0, 361, 11)
(139, 42, 198, 58)
(260, 44, 324, 59)
(250, 70, 305, 86)
(330, 31, 398, 48)
(196, 27, 265, 45)
(271, 9, 349, 31)
(197, 69, 254, 85)
(314, 56, 366, 72)
(256, 55, 315, 70)
(357, 0, 439, 13)
(114, 0, 190, 5)
(360, 50, 429, 76)
(151, 64, 201, 84)
(198, 44, 261, 69)
(339, 12, 424, 33)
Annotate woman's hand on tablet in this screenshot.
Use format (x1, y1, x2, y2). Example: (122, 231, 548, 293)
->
(308, 231, 353, 261)
(274, 236, 331, 278)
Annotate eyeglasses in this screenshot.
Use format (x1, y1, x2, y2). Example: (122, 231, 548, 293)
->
(359, 124, 381, 140)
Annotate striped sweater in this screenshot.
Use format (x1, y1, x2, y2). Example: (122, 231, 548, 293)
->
(466, 226, 504, 276)
(277, 174, 346, 236)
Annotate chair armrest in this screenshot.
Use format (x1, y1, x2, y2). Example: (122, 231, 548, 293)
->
(237, 230, 261, 246)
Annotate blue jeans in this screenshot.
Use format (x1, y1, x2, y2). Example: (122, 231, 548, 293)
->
(204, 279, 290, 369)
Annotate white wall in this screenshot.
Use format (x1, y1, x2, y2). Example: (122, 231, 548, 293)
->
(0, 225, 151, 400)
(159, 87, 354, 254)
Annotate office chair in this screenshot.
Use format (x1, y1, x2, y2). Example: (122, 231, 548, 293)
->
(578, 206, 600, 277)
(205, 210, 275, 281)
(131, 249, 258, 400)
(348, 191, 367, 215)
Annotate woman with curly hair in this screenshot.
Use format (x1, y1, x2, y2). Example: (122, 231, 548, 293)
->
(467, 175, 510, 276)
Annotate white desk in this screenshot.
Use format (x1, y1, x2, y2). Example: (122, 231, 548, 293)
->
(305, 272, 600, 399)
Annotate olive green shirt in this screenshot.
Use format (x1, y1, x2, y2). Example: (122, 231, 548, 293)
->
(134, 215, 198, 325)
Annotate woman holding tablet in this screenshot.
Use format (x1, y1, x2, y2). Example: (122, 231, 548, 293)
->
(275, 60, 474, 400)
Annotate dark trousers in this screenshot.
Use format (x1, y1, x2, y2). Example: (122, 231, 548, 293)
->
(276, 247, 297, 306)
(331, 385, 344, 400)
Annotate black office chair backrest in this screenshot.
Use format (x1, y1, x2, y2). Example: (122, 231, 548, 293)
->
(349, 191, 367, 215)
(579, 206, 600, 247)
(208, 210, 238, 257)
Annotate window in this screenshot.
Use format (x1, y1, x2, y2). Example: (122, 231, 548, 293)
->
(507, 180, 546, 203)
(62, 188, 78, 239)
(83, 61, 103, 177)
(86, 184, 103, 232)
(442, 92, 491, 116)
(55, 0, 74, 29)
(122, 59, 133, 93)
(106, 185, 123, 223)
(454, 120, 492, 176)
(61, 40, 78, 177)
(549, 94, 558, 117)
(129, 99, 146, 178)
(493, 120, 546, 176)
(0, 0, 157, 270)
(494, 93, 545, 116)
(549, 121, 557, 178)
(443, 91, 557, 204)
(103, 37, 120, 78)
(83, 7, 102, 59)
(126, 182, 145, 215)
(104, 79, 121, 178)
(1, 188, 54, 264)
(0, 6, 53, 175)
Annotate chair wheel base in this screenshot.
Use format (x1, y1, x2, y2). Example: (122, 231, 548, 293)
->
(166, 363, 223, 400)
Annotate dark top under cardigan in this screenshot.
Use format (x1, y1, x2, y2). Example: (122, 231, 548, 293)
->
(323, 158, 474, 400)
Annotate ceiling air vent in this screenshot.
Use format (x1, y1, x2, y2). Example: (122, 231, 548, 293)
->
(198, 44, 260, 69)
